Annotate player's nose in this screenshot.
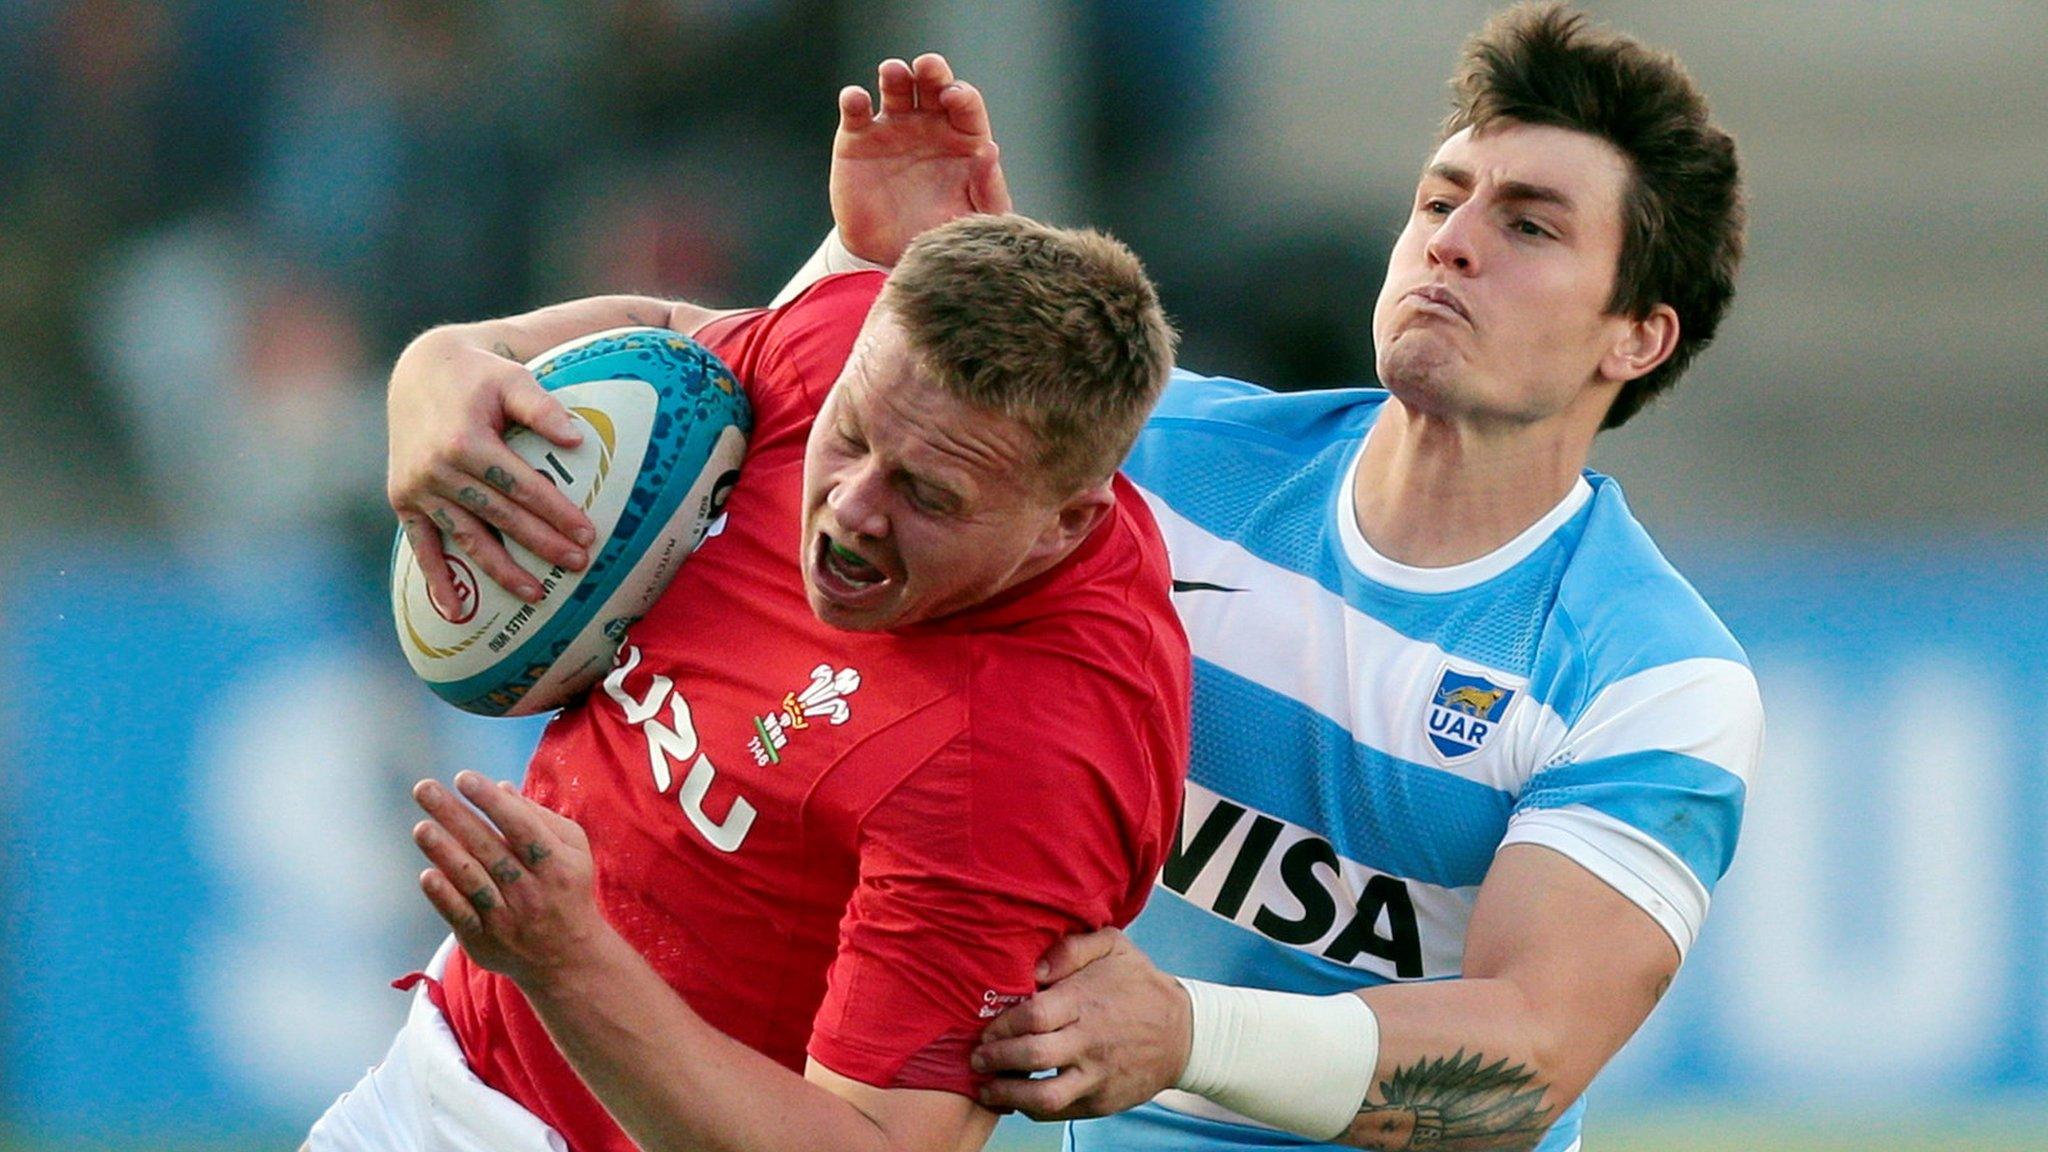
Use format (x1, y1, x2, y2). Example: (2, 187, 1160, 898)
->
(828, 460, 891, 540)
(1425, 203, 1480, 274)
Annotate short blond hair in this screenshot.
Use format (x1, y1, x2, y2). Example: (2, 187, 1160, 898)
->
(879, 214, 1176, 494)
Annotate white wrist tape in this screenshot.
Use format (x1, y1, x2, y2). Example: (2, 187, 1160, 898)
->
(1173, 978, 1380, 1142)
(769, 228, 893, 307)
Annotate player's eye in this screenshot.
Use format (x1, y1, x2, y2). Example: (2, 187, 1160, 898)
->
(1511, 217, 1552, 239)
(1422, 197, 1454, 217)
(904, 478, 956, 515)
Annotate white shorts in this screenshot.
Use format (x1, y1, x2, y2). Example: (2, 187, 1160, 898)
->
(304, 938, 568, 1152)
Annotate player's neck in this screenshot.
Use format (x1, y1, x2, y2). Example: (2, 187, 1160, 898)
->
(1352, 399, 1594, 568)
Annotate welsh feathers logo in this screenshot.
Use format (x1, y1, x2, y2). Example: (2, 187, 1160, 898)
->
(1425, 667, 1517, 762)
(749, 663, 862, 765)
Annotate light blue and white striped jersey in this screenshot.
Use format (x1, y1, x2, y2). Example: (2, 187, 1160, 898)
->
(1068, 373, 1764, 1152)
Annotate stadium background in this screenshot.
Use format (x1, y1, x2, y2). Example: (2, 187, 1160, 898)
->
(3, 1, 2043, 1149)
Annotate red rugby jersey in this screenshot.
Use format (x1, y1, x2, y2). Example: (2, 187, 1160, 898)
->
(439, 273, 1190, 1152)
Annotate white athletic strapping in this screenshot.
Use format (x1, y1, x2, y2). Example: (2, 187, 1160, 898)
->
(1170, 978, 1380, 1141)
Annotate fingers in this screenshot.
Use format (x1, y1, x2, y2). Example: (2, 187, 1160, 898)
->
(453, 435, 591, 566)
(458, 773, 567, 871)
(910, 52, 956, 109)
(414, 776, 528, 896)
(1039, 927, 1125, 984)
(414, 818, 503, 943)
(838, 84, 875, 132)
(873, 54, 976, 121)
(400, 512, 464, 620)
(973, 1026, 1078, 1076)
(876, 57, 914, 114)
(420, 863, 487, 938)
(457, 480, 579, 573)
(418, 498, 544, 603)
(978, 1067, 1096, 1121)
(412, 775, 601, 987)
(396, 440, 592, 606)
(496, 382, 598, 554)
(979, 986, 1080, 1043)
(936, 78, 992, 139)
(499, 373, 582, 450)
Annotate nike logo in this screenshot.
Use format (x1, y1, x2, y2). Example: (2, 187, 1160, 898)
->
(1171, 579, 1246, 594)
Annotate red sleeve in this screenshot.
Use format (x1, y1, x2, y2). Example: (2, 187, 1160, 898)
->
(806, 642, 1182, 1096)
(695, 272, 885, 446)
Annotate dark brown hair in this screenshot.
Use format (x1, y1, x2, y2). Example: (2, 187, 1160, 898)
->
(880, 214, 1177, 491)
(1448, 3, 1744, 427)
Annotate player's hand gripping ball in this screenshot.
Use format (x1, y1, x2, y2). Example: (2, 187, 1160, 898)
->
(391, 328, 750, 716)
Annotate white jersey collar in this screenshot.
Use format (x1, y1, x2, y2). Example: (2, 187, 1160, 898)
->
(1334, 435, 1592, 594)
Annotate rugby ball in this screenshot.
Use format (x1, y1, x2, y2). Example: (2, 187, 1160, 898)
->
(391, 327, 750, 716)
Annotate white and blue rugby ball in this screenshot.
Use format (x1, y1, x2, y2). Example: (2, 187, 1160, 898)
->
(391, 327, 750, 716)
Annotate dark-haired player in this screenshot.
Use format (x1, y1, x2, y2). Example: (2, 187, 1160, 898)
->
(770, 8, 1762, 1151)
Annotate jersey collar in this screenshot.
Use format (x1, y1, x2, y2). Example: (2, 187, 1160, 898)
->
(1334, 434, 1593, 594)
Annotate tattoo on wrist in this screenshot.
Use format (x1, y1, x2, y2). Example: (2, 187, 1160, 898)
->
(625, 309, 657, 328)
(483, 465, 518, 495)
(1344, 1050, 1553, 1151)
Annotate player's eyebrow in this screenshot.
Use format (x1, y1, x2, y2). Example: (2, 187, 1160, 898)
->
(1425, 162, 1577, 213)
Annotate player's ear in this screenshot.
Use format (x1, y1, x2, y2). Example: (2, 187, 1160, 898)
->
(1601, 303, 1679, 383)
(1030, 480, 1115, 563)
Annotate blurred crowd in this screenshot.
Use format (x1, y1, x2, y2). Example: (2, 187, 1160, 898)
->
(0, 0, 1392, 578)
(0, 0, 848, 575)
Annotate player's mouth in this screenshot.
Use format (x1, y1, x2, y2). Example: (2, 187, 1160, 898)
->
(1405, 284, 1471, 323)
(810, 531, 895, 606)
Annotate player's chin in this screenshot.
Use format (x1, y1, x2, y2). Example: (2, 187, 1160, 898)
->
(803, 583, 902, 632)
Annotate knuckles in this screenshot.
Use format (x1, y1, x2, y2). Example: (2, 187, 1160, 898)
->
(450, 425, 499, 463)
(1007, 998, 1054, 1032)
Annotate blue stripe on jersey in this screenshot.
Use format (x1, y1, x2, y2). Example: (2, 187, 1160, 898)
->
(1069, 1102, 1327, 1150)
(1131, 887, 1402, 997)
(1517, 751, 1749, 888)
(1064, 1064, 1589, 1152)
(1133, 372, 1750, 698)
(1524, 492, 1751, 707)
(1147, 370, 1374, 438)
(1134, 377, 1576, 675)
(1538, 1100, 1587, 1152)
(1193, 659, 1514, 890)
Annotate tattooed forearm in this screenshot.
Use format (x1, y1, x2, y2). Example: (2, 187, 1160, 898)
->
(625, 309, 659, 328)
(1341, 1050, 1554, 1152)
